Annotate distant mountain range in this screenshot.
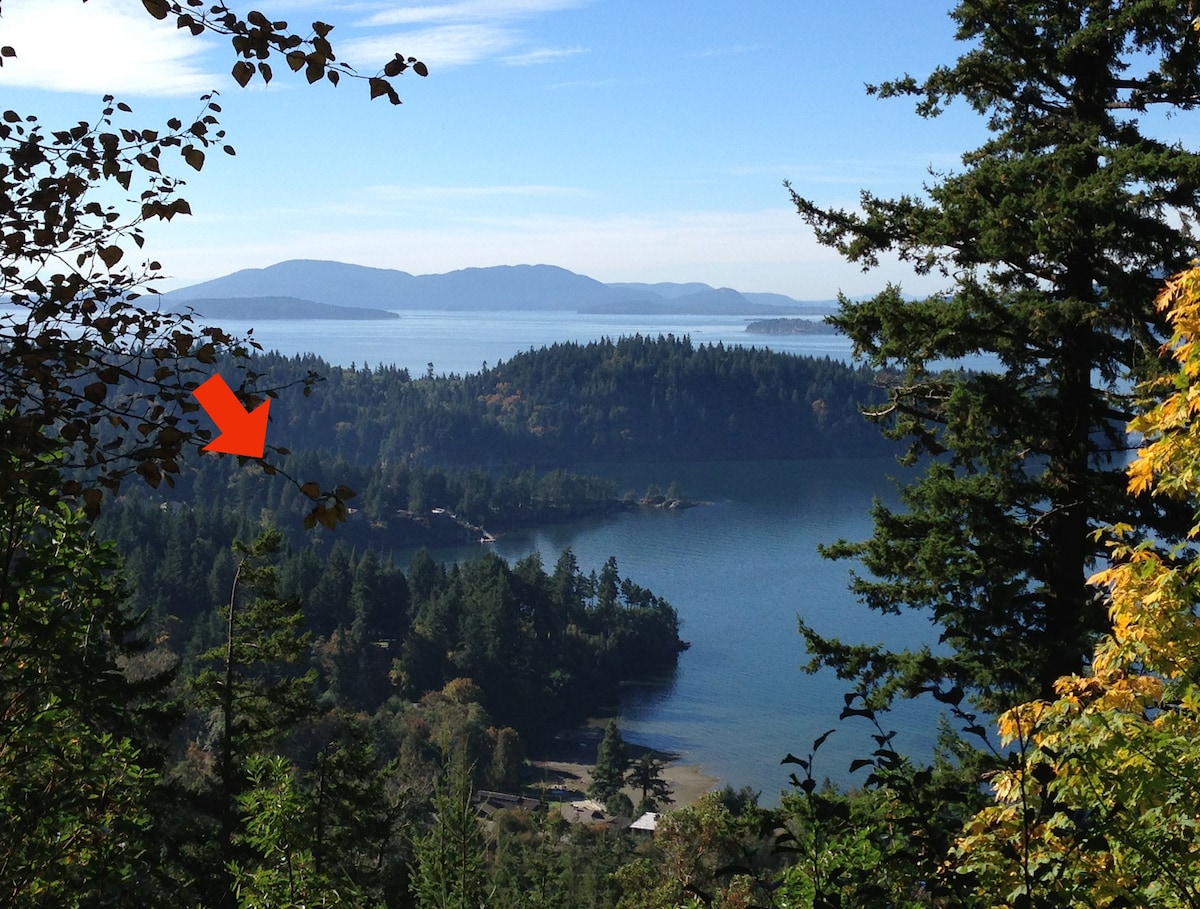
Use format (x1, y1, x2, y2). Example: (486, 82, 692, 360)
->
(164, 260, 837, 317)
(173, 296, 399, 321)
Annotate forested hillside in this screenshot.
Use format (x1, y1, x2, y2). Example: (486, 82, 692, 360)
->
(118, 336, 890, 548)
(257, 334, 890, 468)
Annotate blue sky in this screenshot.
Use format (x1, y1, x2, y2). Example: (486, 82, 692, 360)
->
(0, 1, 1040, 299)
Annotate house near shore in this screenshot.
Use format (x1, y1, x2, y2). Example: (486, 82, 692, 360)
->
(471, 790, 635, 831)
(473, 790, 543, 819)
(630, 811, 660, 835)
(558, 798, 631, 830)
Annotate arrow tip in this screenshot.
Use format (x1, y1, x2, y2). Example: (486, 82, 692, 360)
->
(201, 398, 271, 458)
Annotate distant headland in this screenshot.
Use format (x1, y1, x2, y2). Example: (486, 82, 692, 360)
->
(744, 317, 839, 335)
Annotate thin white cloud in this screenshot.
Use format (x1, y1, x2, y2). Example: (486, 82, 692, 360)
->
(546, 77, 626, 89)
(688, 44, 769, 59)
(502, 45, 586, 65)
(343, 24, 519, 68)
(344, 0, 588, 68)
(0, 0, 220, 96)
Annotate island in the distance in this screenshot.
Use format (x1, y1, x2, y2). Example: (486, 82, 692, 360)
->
(170, 295, 399, 320)
(744, 317, 839, 334)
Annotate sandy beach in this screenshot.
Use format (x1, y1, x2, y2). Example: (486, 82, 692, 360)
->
(528, 719, 720, 808)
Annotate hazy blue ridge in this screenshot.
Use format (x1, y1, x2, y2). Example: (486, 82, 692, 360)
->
(171, 296, 400, 320)
(163, 259, 838, 315)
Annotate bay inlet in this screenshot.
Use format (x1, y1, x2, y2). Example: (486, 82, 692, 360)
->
(211, 310, 952, 803)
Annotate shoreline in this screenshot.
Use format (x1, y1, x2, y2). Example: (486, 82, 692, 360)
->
(527, 718, 720, 809)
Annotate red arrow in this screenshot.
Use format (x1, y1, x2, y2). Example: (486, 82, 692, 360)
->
(193, 374, 271, 457)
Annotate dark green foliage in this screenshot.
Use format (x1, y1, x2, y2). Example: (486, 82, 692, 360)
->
(614, 790, 782, 909)
(0, 6, 420, 905)
(180, 529, 317, 905)
(396, 551, 685, 736)
(490, 809, 572, 909)
(489, 809, 632, 909)
(307, 723, 408, 902)
(792, 1, 1200, 720)
(100, 475, 686, 740)
(780, 710, 986, 905)
(0, 478, 165, 908)
(590, 720, 629, 806)
(224, 337, 888, 470)
(626, 753, 673, 816)
(410, 760, 490, 909)
(780, 2, 1200, 905)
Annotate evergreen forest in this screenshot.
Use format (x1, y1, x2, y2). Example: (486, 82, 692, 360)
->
(9, 3, 1200, 908)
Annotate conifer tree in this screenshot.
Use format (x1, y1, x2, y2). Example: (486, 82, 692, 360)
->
(188, 529, 317, 907)
(626, 753, 674, 815)
(0, 464, 165, 907)
(792, 2, 1200, 716)
(410, 760, 491, 909)
(589, 720, 629, 806)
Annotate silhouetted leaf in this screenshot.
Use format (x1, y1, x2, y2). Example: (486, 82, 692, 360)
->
(840, 706, 875, 721)
(98, 246, 124, 269)
(812, 728, 836, 752)
(141, 0, 169, 19)
(231, 61, 254, 87)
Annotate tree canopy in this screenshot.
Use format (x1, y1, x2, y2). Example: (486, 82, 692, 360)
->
(792, 0, 1200, 719)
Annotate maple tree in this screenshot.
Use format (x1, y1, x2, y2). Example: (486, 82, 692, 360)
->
(955, 266, 1200, 907)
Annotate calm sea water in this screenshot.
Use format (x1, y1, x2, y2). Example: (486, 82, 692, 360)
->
(488, 460, 946, 803)
(209, 309, 856, 377)
(213, 311, 954, 802)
